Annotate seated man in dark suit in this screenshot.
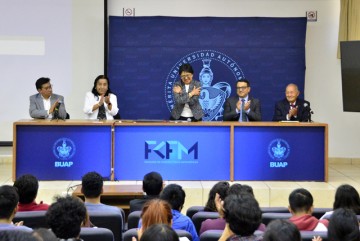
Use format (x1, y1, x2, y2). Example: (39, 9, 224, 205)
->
(272, 83, 311, 122)
(223, 79, 261, 121)
(29, 77, 67, 119)
(129, 171, 163, 213)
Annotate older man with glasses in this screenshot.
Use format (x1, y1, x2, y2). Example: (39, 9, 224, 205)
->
(170, 63, 203, 122)
(29, 77, 68, 119)
(223, 79, 261, 122)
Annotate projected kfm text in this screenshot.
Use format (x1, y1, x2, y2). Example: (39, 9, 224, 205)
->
(145, 141, 198, 159)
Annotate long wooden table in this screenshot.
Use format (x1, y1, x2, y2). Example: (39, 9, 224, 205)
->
(13, 120, 328, 181)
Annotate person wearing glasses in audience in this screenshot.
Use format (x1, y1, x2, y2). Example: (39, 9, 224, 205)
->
(29, 77, 67, 119)
(171, 63, 203, 122)
(83, 75, 119, 120)
(272, 83, 311, 122)
(223, 79, 261, 121)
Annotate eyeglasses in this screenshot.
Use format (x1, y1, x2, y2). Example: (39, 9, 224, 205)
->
(42, 84, 53, 90)
(180, 74, 192, 80)
(236, 86, 248, 90)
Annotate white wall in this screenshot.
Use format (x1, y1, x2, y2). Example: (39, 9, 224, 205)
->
(0, 0, 104, 141)
(1, 0, 359, 158)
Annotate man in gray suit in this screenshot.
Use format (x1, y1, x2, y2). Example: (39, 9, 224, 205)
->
(171, 63, 203, 121)
(29, 77, 67, 119)
(223, 79, 261, 121)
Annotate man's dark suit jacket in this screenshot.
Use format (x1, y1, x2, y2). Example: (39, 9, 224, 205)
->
(223, 96, 261, 121)
(272, 98, 311, 122)
(129, 195, 159, 213)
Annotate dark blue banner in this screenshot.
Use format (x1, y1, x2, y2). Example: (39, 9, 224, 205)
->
(16, 126, 112, 180)
(114, 126, 230, 180)
(108, 16, 307, 121)
(234, 126, 325, 181)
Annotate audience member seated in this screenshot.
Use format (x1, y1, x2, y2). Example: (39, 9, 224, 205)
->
(320, 184, 360, 220)
(288, 188, 328, 231)
(0, 230, 38, 241)
(81, 171, 123, 215)
(204, 181, 230, 212)
(32, 228, 58, 241)
(199, 182, 230, 235)
(0, 185, 32, 232)
(130, 171, 163, 213)
(139, 224, 181, 241)
(219, 194, 263, 241)
(313, 208, 360, 241)
(200, 183, 265, 235)
(138, 199, 172, 240)
(160, 184, 199, 241)
(13, 174, 49, 212)
(46, 195, 87, 240)
(262, 219, 301, 241)
(328, 208, 360, 241)
(229, 184, 254, 196)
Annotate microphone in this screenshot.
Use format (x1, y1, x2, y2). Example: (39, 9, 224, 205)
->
(303, 102, 313, 122)
(55, 100, 62, 110)
(52, 100, 62, 120)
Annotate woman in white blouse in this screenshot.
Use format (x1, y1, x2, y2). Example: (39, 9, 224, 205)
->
(83, 75, 119, 120)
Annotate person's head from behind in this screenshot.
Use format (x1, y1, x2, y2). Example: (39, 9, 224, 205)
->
(13, 174, 39, 204)
(160, 184, 185, 211)
(46, 195, 86, 239)
(32, 228, 58, 241)
(288, 188, 313, 214)
(262, 219, 301, 241)
(223, 194, 262, 236)
(333, 184, 360, 214)
(140, 224, 178, 241)
(228, 184, 254, 196)
(92, 75, 112, 97)
(204, 181, 230, 212)
(36, 77, 52, 99)
(139, 199, 173, 240)
(141, 199, 172, 230)
(179, 63, 194, 85)
(285, 83, 300, 103)
(0, 185, 19, 221)
(81, 171, 103, 198)
(328, 208, 360, 241)
(0, 230, 38, 241)
(143, 171, 163, 196)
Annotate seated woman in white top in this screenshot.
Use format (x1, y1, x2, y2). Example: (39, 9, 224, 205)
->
(83, 75, 119, 120)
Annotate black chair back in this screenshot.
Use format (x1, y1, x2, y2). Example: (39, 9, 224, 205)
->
(127, 211, 142, 230)
(261, 212, 292, 225)
(200, 230, 222, 241)
(80, 227, 114, 241)
(13, 211, 48, 229)
(186, 206, 205, 219)
(261, 207, 289, 213)
(301, 231, 328, 241)
(88, 211, 123, 241)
